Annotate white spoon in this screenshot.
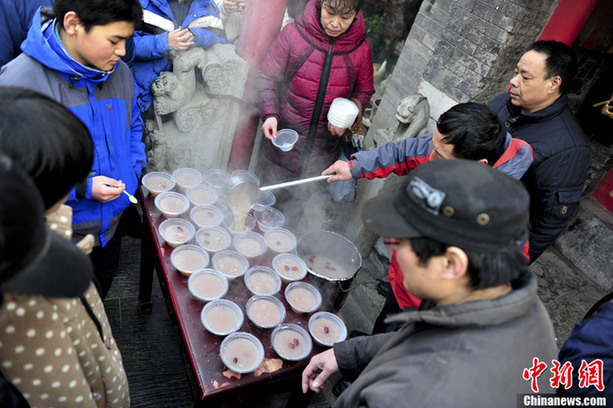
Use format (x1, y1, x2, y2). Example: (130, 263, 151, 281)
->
(122, 190, 138, 204)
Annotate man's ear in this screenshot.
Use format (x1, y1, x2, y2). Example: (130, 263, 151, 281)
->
(549, 75, 562, 94)
(476, 158, 488, 165)
(440, 246, 468, 281)
(63, 11, 81, 36)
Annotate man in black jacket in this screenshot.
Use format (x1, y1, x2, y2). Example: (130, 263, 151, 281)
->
(489, 40, 591, 262)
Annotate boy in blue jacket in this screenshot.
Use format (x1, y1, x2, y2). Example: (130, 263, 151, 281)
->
(0, 0, 146, 298)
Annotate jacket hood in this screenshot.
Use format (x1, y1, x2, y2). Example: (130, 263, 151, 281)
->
(386, 269, 538, 329)
(297, 0, 366, 53)
(21, 9, 116, 86)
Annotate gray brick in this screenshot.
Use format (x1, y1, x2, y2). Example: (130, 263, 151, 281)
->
(414, 14, 444, 36)
(496, 2, 524, 19)
(429, 3, 452, 26)
(483, 23, 507, 42)
(409, 24, 427, 43)
(422, 31, 439, 50)
(407, 37, 435, 61)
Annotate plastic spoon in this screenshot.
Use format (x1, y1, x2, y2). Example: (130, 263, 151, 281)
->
(123, 190, 138, 204)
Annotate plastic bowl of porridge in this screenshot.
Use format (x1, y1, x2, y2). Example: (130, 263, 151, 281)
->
(158, 218, 195, 247)
(232, 231, 267, 259)
(211, 250, 250, 280)
(186, 184, 218, 206)
(154, 192, 190, 218)
(254, 207, 285, 232)
(196, 226, 231, 253)
(284, 281, 321, 314)
(170, 244, 210, 276)
(190, 204, 224, 229)
(271, 323, 312, 361)
(246, 295, 286, 329)
(172, 168, 203, 193)
(252, 190, 276, 212)
(201, 299, 244, 336)
(142, 171, 175, 196)
(188, 269, 228, 302)
(220, 332, 264, 374)
(272, 253, 308, 283)
(244, 266, 281, 296)
(264, 228, 297, 254)
(308, 311, 347, 347)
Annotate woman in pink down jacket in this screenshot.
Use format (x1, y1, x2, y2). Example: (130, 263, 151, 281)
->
(257, 0, 374, 184)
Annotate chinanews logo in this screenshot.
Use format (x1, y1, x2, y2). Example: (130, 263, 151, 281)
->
(518, 358, 608, 408)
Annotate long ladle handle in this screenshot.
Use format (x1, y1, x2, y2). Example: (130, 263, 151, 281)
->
(260, 174, 333, 191)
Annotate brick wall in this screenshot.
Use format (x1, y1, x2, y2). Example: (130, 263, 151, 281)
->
(370, 0, 559, 134)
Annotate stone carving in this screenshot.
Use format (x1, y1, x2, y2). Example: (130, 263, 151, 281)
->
(145, 44, 250, 173)
(365, 93, 430, 150)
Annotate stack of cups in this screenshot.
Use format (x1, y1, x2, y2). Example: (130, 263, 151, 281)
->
(328, 98, 359, 130)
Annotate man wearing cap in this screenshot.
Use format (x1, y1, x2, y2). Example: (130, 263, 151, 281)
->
(302, 160, 557, 407)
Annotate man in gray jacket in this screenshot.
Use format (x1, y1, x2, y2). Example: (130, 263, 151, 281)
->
(302, 159, 557, 407)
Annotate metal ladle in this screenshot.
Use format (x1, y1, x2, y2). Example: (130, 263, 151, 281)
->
(225, 174, 334, 210)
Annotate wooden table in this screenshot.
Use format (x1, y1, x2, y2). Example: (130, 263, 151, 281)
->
(137, 187, 323, 406)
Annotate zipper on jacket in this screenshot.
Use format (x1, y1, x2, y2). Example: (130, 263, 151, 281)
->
(299, 40, 334, 178)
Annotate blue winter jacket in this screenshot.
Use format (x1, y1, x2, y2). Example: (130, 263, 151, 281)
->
(131, 0, 226, 112)
(0, 0, 53, 67)
(0, 11, 147, 247)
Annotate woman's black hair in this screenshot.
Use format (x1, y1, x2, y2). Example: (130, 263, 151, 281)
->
(0, 87, 94, 210)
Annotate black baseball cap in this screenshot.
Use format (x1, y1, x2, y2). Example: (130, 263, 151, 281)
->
(361, 159, 529, 252)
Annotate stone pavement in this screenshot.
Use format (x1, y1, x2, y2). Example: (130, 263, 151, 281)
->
(104, 216, 610, 407)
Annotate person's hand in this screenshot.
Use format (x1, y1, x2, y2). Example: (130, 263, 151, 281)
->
(327, 121, 347, 137)
(262, 117, 278, 140)
(323, 160, 352, 182)
(167, 28, 194, 51)
(92, 176, 125, 203)
(301, 349, 339, 393)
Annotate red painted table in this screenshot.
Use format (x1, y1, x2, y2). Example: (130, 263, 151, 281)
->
(137, 187, 322, 406)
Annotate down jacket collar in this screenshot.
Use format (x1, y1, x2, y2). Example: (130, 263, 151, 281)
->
(385, 269, 538, 329)
(297, 0, 366, 53)
(21, 9, 115, 86)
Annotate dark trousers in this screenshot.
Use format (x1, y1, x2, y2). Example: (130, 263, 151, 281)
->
(90, 204, 143, 299)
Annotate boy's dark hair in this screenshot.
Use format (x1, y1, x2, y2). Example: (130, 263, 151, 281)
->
(53, 0, 143, 32)
(437, 102, 506, 166)
(0, 87, 94, 210)
(321, 0, 361, 14)
(527, 40, 577, 94)
(409, 236, 528, 290)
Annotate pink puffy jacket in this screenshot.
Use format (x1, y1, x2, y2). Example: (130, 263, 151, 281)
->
(258, 0, 374, 181)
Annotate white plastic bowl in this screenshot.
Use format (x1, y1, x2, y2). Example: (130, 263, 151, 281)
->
(271, 323, 312, 361)
(220, 332, 264, 373)
(195, 226, 232, 253)
(284, 281, 322, 314)
(246, 295, 286, 329)
(158, 218, 195, 247)
(272, 253, 308, 283)
(211, 250, 250, 280)
(154, 192, 189, 218)
(142, 171, 175, 196)
(186, 184, 218, 206)
(188, 269, 228, 302)
(308, 311, 348, 347)
(190, 204, 224, 228)
(201, 299, 244, 336)
(172, 168, 203, 193)
(170, 244, 210, 276)
(254, 207, 285, 232)
(244, 266, 281, 296)
(265, 228, 297, 253)
(232, 231, 268, 259)
(271, 129, 299, 152)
